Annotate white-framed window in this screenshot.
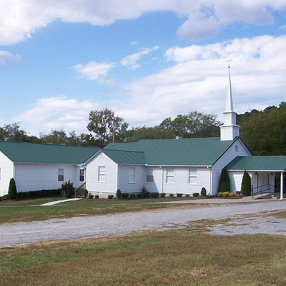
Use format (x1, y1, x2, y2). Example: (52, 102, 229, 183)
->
(235, 145, 239, 152)
(146, 167, 154, 183)
(58, 168, 64, 182)
(80, 169, 85, 182)
(166, 168, 174, 183)
(189, 168, 198, 185)
(129, 166, 136, 183)
(98, 166, 105, 182)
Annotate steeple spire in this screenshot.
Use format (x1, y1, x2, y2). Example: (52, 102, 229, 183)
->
(220, 66, 240, 141)
(226, 65, 234, 112)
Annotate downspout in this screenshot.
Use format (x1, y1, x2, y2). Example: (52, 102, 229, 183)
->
(161, 166, 164, 194)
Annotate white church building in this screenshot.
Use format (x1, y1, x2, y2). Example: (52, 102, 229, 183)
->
(0, 69, 285, 199)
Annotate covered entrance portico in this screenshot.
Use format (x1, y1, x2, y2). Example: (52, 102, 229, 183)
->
(227, 156, 286, 199)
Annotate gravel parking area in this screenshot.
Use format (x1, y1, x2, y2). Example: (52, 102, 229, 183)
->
(0, 201, 285, 248)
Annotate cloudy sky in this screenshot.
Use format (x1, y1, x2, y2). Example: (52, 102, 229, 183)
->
(1, 0, 286, 135)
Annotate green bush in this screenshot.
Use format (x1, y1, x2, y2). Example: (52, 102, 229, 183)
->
(177, 193, 183, 197)
(241, 170, 252, 196)
(151, 192, 159, 198)
(236, 191, 241, 195)
(218, 167, 230, 193)
(2, 195, 9, 200)
(222, 192, 229, 197)
(129, 193, 136, 199)
(193, 193, 199, 197)
(141, 187, 150, 198)
(201, 187, 207, 196)
(116, 189, 122, 199)
(94, 195, 99, 199)
(61, 181, 74, 198)
(8, 178, 17, 199)
(160, 193, 166, 198)
(108, 195, 114, 199)
(185, 194, 190, 198)
(217, 192, 222, 197)
(169, 194, 174, 198)
(228, 193, 235, 197)
(88, 193, 94, 199)
(122, 193, 129, 199)
(136, 193, 143, 199)
(16, 189, 61, 199)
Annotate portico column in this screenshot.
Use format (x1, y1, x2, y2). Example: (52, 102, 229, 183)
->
(280, 172, 284, 200)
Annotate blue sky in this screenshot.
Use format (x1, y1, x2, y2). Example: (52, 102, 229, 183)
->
(1, 1, 286, 135)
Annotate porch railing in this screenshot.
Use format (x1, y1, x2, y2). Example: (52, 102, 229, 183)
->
(251, 183, 275, 199)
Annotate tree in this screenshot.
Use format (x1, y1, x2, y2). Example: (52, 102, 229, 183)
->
(8, 178, 17, 199)
(218, 167, 230, 193)
(87, 109, 128, 147)
(160, 111, 220, 138)
(241, 170, 252, 196)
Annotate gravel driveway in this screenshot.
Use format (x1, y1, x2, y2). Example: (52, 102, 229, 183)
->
(0, 201, 285, 248)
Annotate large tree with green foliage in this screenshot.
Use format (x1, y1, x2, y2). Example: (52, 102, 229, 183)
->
(241, 170, 252, 196)
(218, 167, 230, 193)
(160, 111, 220, 138)
(87, 109, 128, 147)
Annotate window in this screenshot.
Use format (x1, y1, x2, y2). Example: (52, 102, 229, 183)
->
(80, 169, 85, 182)
(98, 166, 105, 182)
(58, 168, 64, 182)
(235, 145, 239, 152)
(189, 168, 197, 185)
(166, 168, 174, 183)
(146, 168, 154, 183)
(129, 166, 136, 183)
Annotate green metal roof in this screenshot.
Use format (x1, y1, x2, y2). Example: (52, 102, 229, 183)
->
(102, 149, 145, 165)
(227, 156, 286, 171)
(0, 141, 100, 164)
(105, 137, 239, 166)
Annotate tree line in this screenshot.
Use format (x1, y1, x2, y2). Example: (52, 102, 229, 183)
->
(1, 102, 285, 155)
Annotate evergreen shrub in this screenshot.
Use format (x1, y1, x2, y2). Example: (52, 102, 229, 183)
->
(116, 189, 122, 199)
(218, 168, 230, 193)
(193, 193, 199, 197)
(151, 192, 159, 198)
(201, 187, 207, 196)
(8, 178, 17, 199)
(241, 170, 252, 196)
(61, 181, 74, 198)
(177, 193, 183, 197)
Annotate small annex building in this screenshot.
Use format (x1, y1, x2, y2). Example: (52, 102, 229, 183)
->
(0, 142, 99, 197)
(0, 68, 285, 198)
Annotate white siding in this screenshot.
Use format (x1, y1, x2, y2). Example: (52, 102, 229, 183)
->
(212, 139, 251, 195)
(85, 152, 118, 197)
(145, 167, 211, 195)
(0, 151, 14, 196)
(15, 163, 78, 192)
(229, 171, 244, 193)
(118, 165, 145, 193)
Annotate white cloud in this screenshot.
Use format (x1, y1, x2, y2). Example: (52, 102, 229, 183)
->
(121, 46, 159, 70)
(13, 96, 101, 135)
(0, 50, 22, 65)
(73, 61, 114, 81)
(1, 0, 286, 44)
(110, 34, 286, 126)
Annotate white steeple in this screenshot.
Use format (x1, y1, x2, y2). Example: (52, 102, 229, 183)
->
(220, 66, 240, 141)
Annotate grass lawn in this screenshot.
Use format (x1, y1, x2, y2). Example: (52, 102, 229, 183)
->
(0, 224, 286, 285)
(0, 197, 205, 224)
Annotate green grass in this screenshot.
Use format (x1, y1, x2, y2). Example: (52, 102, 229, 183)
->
(0, 197, 203, 224)
(0, 225, 286, 285)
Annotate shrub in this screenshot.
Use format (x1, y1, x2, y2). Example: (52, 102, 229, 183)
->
(217, 192, 223, 197)
(61, 181, 74, 198)
(88, 193, 94, 199)
(2, 195, 9, 200)
(193, 193, 199, 197)
(222, 192, 229, 197)
(94, 195, 99, 199)
(160, 193, 166, 198)
(122, 193, 129, 199)
(177, 193, 183, 197)
(218, 167, 230, 193)
(151, 192, 159, 198)
(236, 191, 241, 195)
(201, 187, 207, 197)
(16, 189, 61, 199)
(129, 193, 136, 199)
(141, 187, 150, 198)
(116, 189, 122, 199)
(241, 170, 251, 196)
(136, 193, 143, 199)
(169, 194, 174, 198)
(228, 193, 235, 197)
(185, 194, 190, 198)
(108, 195, 114, 199)
(8, 178, 17, 199)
